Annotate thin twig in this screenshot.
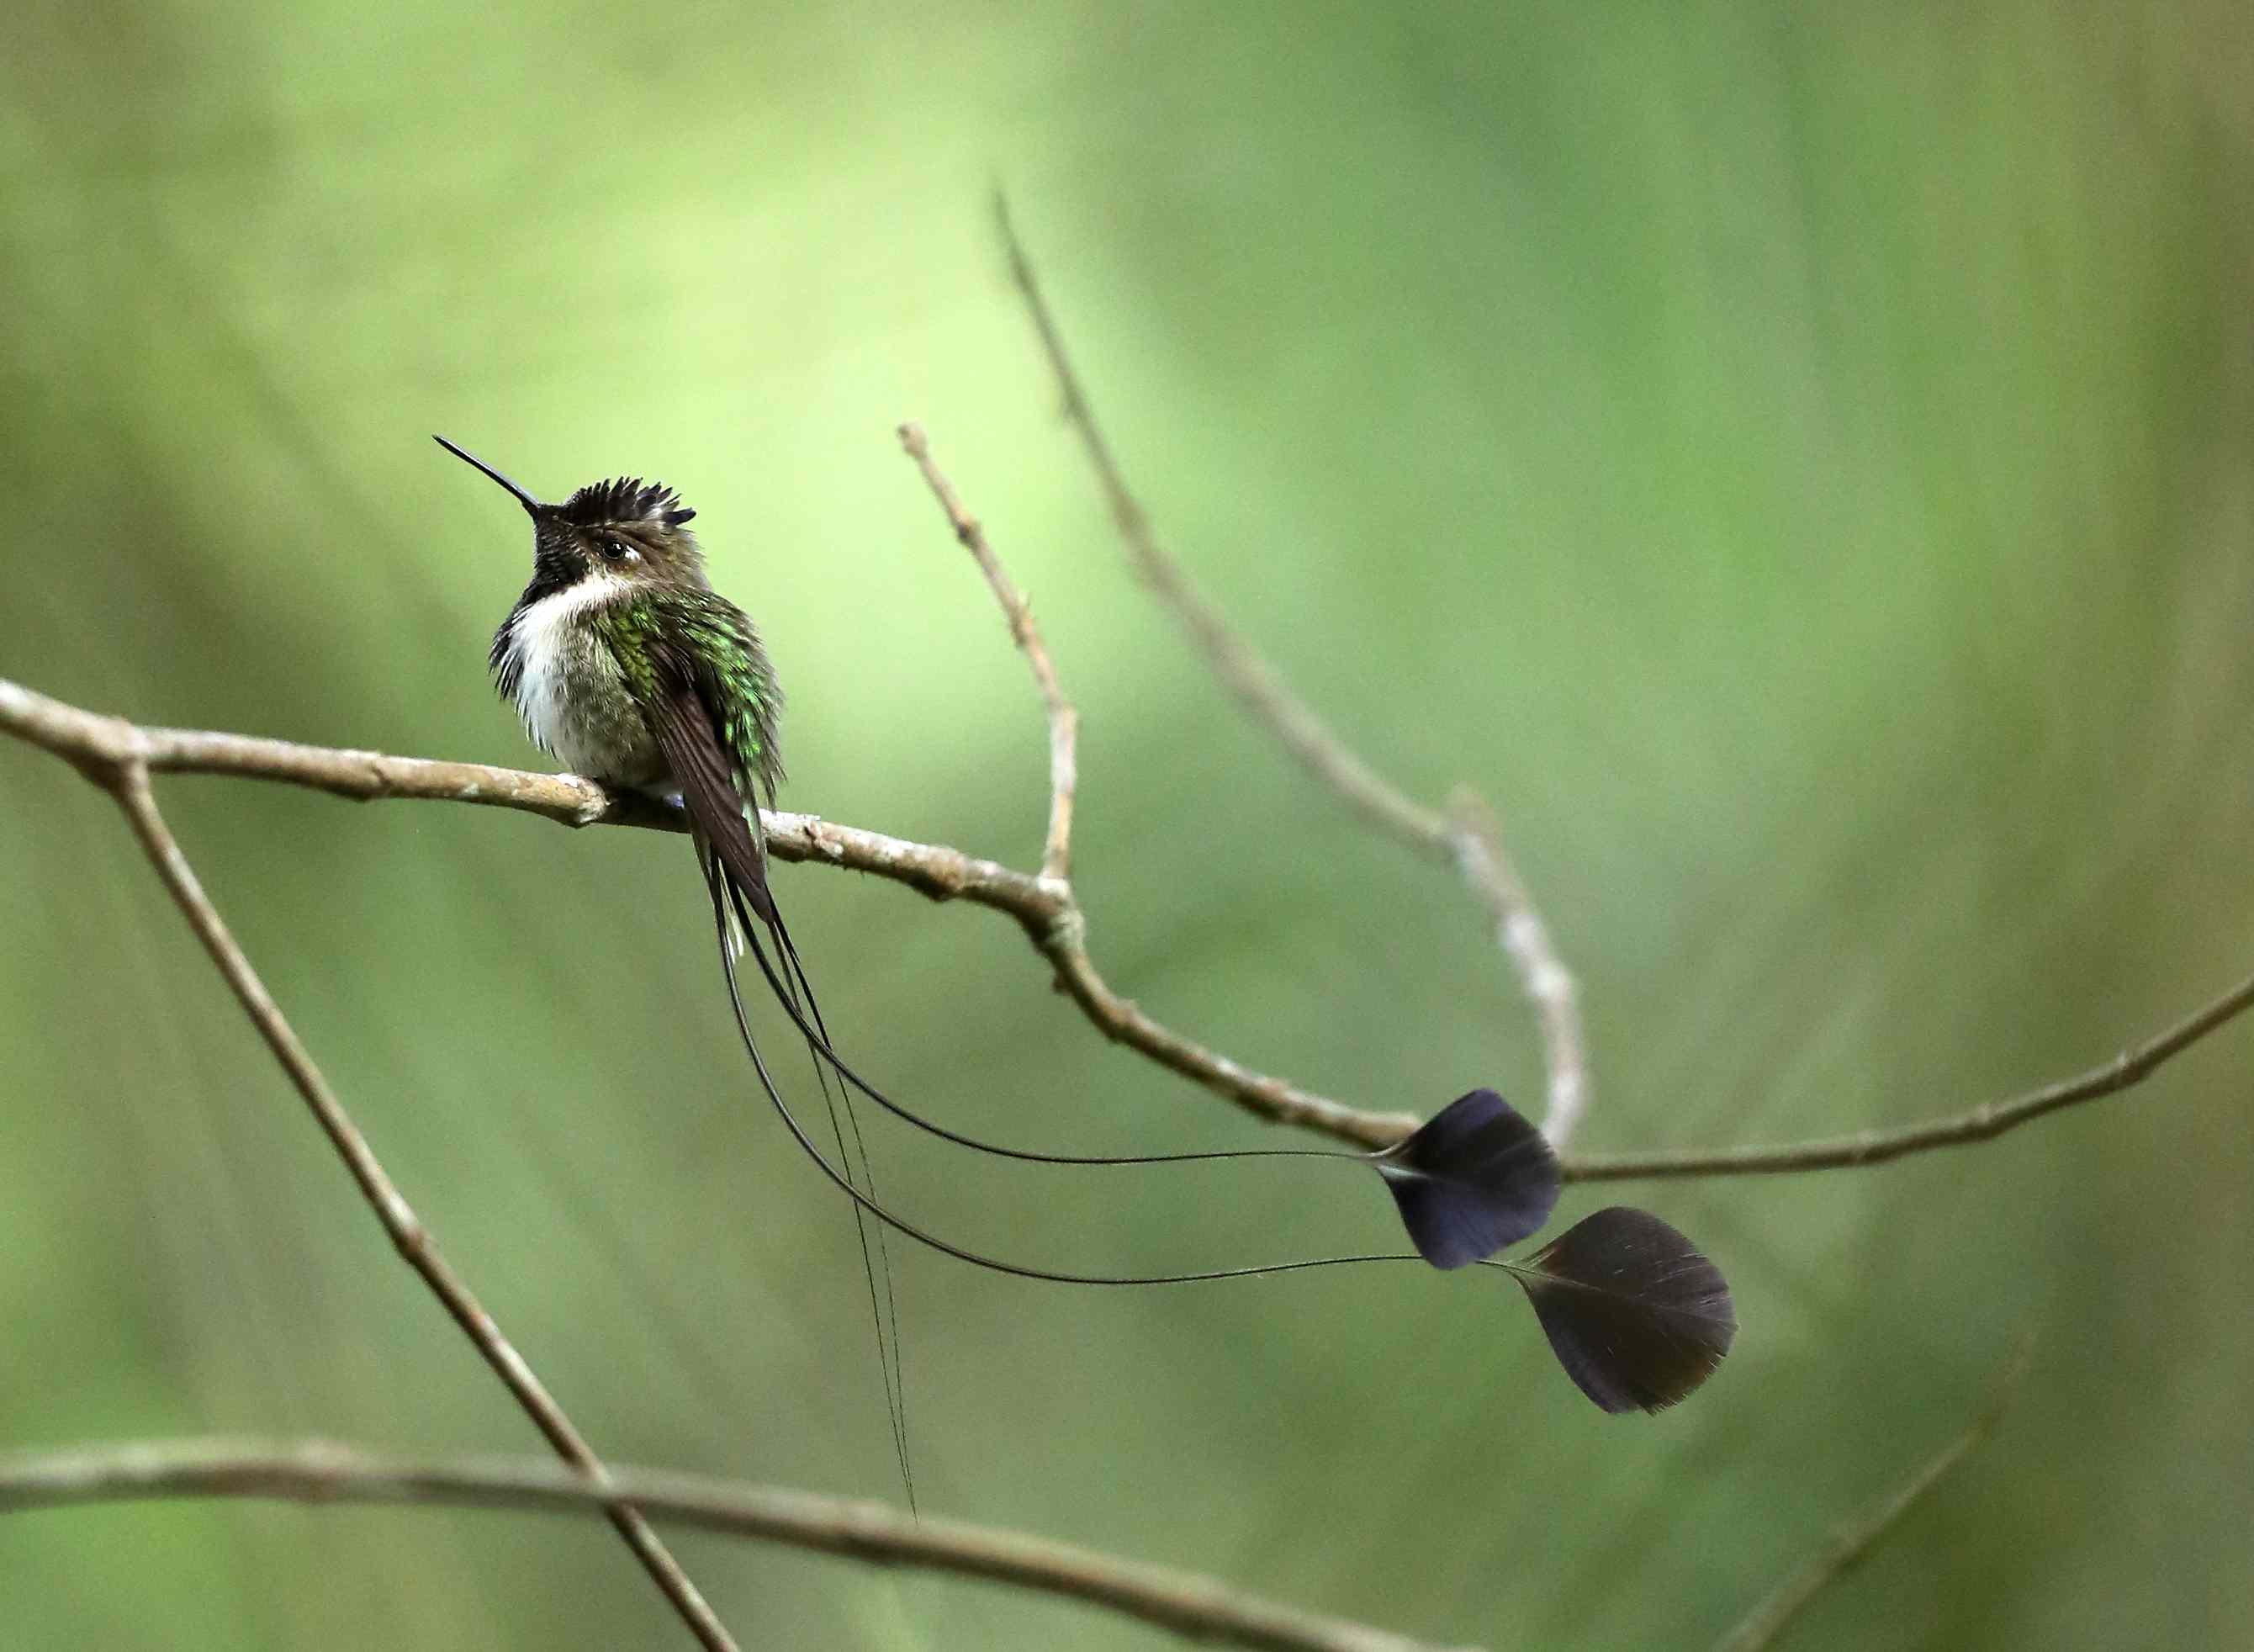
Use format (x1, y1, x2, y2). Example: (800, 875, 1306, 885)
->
(7, 678, 2250, 1171)
(1714, 1339, 2035, 1652)
(897, 420, 1080, 883)
(91, 759, 737, 1651)
(992, 196, 1592, 1148)
(0, 1439, 1481, 1652)
(1448, 790, 1589, 1147)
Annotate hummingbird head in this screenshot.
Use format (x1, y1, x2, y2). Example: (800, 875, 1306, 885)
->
(435, 435, 708, 594)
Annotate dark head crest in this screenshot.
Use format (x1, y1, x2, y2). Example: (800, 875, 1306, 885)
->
(559, 476, 697, 528)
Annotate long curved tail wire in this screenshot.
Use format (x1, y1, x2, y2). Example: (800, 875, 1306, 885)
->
(706, 871, 1731, 1423)
(764, 903, 913, 1516)
(712, 871, 1440, 1289)
(700, 842, 914, 1512)
(751, 891, 1362, 1178)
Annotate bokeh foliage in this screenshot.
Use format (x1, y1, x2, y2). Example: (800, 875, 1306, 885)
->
(3, 3, 2250, 1647)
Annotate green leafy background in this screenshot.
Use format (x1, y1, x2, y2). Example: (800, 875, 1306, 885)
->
(3, 3, 2249, 1647)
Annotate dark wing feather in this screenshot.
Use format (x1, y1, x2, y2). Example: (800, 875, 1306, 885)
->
(645, 640, 777, 927)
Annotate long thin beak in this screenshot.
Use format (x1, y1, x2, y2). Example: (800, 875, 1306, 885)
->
(433, 435, 545, 520)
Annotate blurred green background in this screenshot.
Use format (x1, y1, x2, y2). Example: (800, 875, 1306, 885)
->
(3, 3, 2250, 1647)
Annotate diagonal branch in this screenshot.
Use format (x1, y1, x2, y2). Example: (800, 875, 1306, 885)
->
(0, 1438, 1482, 1652)
(898, 419, 1080, 883)
(1714, 1338, 2034, 1652)
(6, 677, 2250, 1173)
(993, 197, 1591, 1148)
(72, 753, 737, 1650)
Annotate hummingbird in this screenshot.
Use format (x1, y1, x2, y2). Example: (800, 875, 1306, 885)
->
(437, 436, 1738, 1488)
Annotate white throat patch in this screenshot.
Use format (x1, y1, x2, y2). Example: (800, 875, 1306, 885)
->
(506, 572, 632, 759)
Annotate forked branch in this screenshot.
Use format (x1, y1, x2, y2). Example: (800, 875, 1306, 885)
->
(13, 719, 737, 1651)
(899, 418, 1080, 884)
(0, 676, 1417, 1149)
(993, 196, 1592, 1147)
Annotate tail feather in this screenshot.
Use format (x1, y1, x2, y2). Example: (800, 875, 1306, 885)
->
(697, 837, 914, 1511)
(700, 848, 1737, 1422)
(764, 900, 913, 1514)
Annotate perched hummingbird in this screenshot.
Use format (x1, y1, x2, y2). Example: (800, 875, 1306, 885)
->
(437, 435, 1738, 1480)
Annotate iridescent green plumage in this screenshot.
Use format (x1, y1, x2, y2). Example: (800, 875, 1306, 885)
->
(633, 587, 785, 810)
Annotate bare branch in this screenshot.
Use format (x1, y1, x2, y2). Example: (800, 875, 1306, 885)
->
(897, 420, 1080, 883)
(992, 197, 1591, 1148)
(72, 749, 737, 1649)
(1560, 970, 2254, 1179)
(0, 1439, 1482, 1652)
(1715, 1339, 2034, 1652)
(992, 200, 1445, 852)
(8, 677, 2249, 1170)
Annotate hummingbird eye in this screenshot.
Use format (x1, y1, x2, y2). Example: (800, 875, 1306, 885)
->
(598, 535, 638, 564)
